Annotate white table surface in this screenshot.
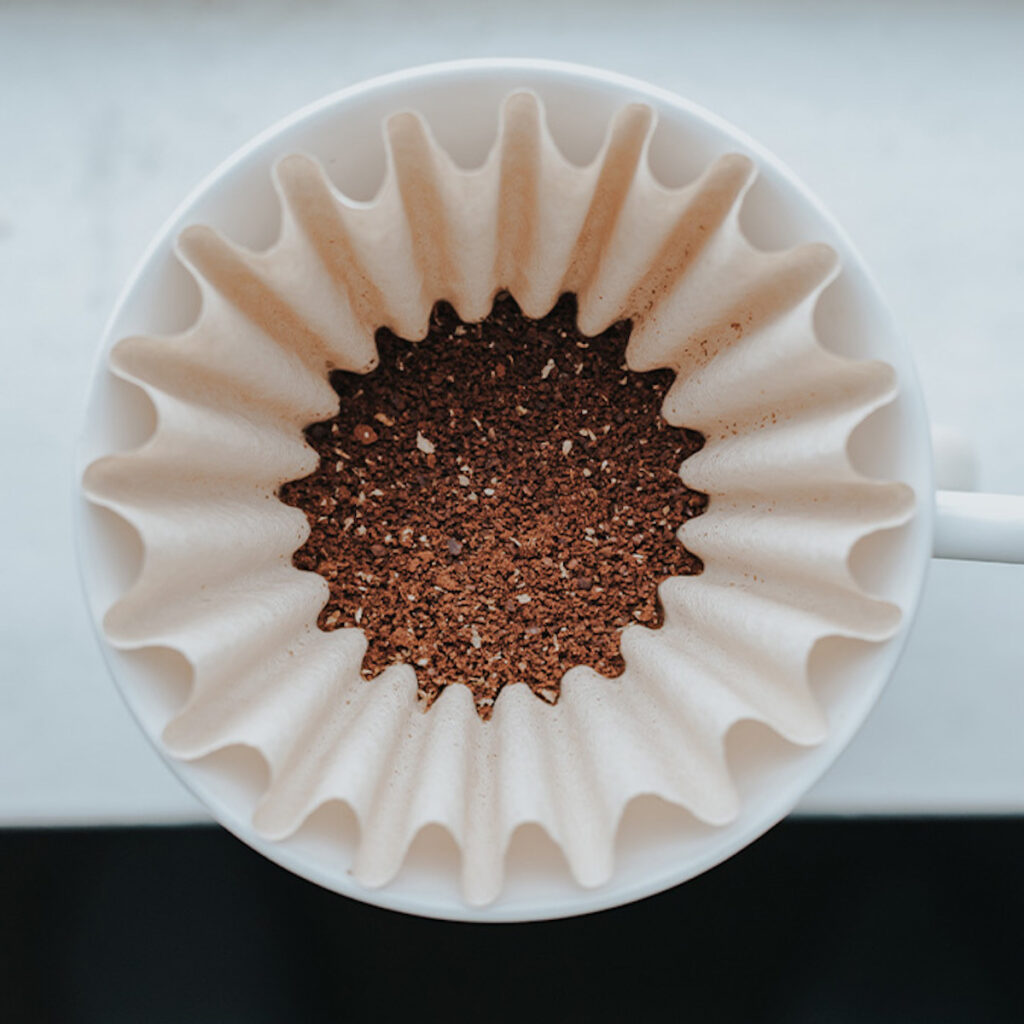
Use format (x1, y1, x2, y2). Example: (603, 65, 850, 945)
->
(1, 0, 1022, 825)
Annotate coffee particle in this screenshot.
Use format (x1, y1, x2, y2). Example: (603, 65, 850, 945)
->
(390, 627, 415, 648)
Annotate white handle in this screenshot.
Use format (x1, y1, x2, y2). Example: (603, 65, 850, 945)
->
(934, 491, 1024, 563)
(930, 426, 1024, 563)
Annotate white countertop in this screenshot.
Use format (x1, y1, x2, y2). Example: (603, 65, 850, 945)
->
(1, 0, 1022, 825)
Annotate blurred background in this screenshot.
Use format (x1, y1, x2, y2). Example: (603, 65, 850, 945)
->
(1, 1, 1022, 1020)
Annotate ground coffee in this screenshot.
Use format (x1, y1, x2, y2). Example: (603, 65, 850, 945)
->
(280, 293, 706, 717)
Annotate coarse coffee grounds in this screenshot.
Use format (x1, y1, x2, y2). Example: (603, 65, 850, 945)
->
(279, 293, 707, 718)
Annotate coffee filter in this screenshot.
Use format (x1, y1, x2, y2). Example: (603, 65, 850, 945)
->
(82, 91, 914, 905)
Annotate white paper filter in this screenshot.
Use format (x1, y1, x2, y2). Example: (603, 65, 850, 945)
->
(83, 92, 914, 905)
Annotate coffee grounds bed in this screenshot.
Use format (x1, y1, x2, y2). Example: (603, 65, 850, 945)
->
(280, 293, 707, 717)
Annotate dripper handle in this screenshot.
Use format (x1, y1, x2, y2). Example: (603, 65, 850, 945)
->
(934, 491, 1024, 564)
(931, 425, 1024, 563)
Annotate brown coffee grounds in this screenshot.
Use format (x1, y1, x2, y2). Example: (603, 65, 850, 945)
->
(279, 293, 707, 718)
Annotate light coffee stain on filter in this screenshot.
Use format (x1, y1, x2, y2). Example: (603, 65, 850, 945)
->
(177, 225, 375, 375)
(83, 89, 915, 906)
(387, 113, 462, 316)
(620, 154, 755, 324)
(634, 242, 840, 382)
(562, 104, 654, 293)
(274, 155, 389, 331)
(494, 92, 542, 303)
